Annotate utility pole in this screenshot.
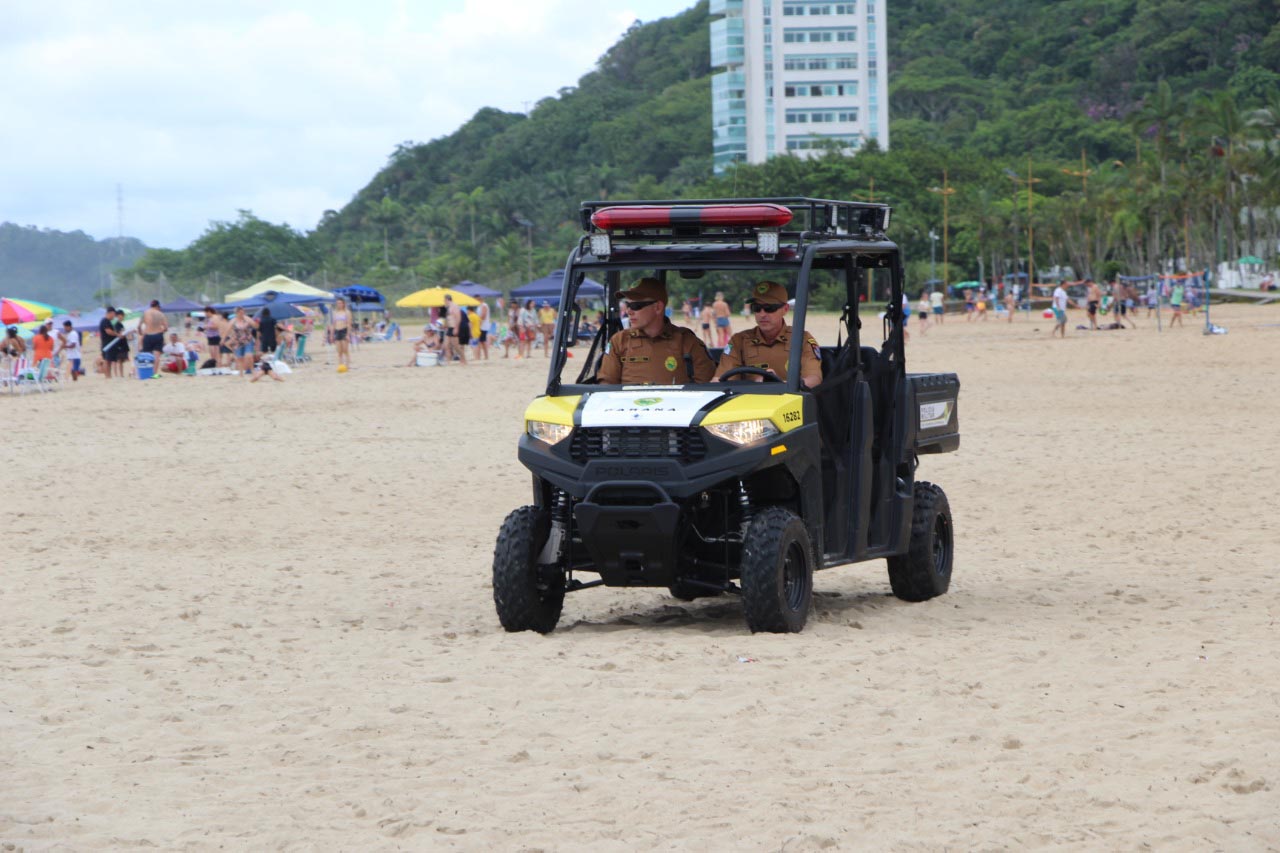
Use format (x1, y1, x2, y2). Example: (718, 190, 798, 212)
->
(1006, 160, 1041, 316)
(928, 170, 956, 291)
(1061, 149, 1094, 277)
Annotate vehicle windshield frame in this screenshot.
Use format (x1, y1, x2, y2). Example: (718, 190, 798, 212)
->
(544, 238, 905, 396)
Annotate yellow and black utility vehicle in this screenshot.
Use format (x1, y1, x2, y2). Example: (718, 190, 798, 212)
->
(493, 198, 959, 633)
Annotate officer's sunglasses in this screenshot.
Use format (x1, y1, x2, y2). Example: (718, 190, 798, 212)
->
(750, 303, 785, 314)
(624, 300, 656, 311)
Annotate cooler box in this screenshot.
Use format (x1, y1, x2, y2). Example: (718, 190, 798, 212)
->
(136, 353, 155, 380)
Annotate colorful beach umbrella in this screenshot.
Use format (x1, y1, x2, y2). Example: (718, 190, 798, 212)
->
(1, 298, 53, 324)
(395, 287, 481, 308)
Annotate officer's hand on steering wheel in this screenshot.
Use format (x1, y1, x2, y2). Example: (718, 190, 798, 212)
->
(718, 366, 783, 383)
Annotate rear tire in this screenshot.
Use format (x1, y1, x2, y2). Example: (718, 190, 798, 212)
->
(887, 482, 954, 601)
(740, 507, 814, 633)
(493, 506, 565, 633)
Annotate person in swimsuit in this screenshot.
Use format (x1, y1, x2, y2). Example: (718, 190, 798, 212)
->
(331, 297, 353, 368)
(203, 307, 224, 367)
(229, 306, 258, 374)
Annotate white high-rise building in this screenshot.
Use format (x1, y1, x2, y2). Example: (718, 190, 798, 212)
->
(711, 0, 888, 173)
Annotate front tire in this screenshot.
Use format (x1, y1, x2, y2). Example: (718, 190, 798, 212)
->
(493, 506, 565, 633)
(740, 507, 814, 633)
(886, 482, 954, 601)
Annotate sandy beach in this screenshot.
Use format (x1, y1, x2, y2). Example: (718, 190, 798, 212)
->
(3, 303, 1278, 850)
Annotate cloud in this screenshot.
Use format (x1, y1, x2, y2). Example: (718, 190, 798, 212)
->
(0, 0, 691, 248)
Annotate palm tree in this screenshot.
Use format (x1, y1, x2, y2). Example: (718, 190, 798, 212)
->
(366, 196, 406, 265)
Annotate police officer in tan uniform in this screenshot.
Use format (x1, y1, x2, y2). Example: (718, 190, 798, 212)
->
(713, 280, 823, 388)
(597, 278, 715, 385)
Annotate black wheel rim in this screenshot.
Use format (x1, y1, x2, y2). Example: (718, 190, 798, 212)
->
(782, 541, 808, 611)
(932, 514, 952, 577)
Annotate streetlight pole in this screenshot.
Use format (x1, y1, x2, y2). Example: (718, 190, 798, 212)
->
(928, 170, 956, 292)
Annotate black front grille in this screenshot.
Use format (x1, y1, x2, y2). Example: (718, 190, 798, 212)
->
(570, 427, 707, 464)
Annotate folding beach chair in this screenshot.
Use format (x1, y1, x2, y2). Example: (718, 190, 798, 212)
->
(0, 357, 25, 393)
(15, 358, 53, 394)
(293, 333, 311, 364)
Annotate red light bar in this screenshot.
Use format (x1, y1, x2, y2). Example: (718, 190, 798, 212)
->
(590, 204, 793, 231)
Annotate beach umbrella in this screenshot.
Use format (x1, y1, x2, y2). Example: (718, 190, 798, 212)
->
(1, 297, 53, 324)
(953, 280, 983, 289)
(1238, 256, 1263, 265)
(396, 287, 481, 308)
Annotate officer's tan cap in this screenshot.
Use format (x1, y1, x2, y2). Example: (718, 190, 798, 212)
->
(618, 277, 667, 303)
(747, 280, 788, 305)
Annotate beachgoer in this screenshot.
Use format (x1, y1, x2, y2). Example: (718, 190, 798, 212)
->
(917, 292, 931, 335)
(1051, 282, 1069, 338)
(1086, 279, 1101, 330)
(712, 291, 732, 347)
(250, 359, 284, 382)
(975, 288, 988, 321)
(476, 300, 491, 360)
(29, 325, 53, 366)
(98, 308, 119, 378)
(57, 320, 83, 380)
(1146, 286, 1159, 317)
(443, 295, 467, 366)
(1169, 283, 1184, 327)
(518, 300, 537, 359)
(930, 289, 945, 324)
(331, 297, 354, 368)
(1112, 280, 1136, 329)
(2, 326, 26, 360)
(538, 301, 556, 358)
(258, 308, 278, 358)
(116, 312, 132, 377)
(713, 280, 821, 388)
(161, 333, 187, 372)
(139, 300, 169, 367)
(699, 303, 715, 347)
(598, 278, 714, 385)
(228, 306, 257, 374)
(1004, 288, 1015, 322)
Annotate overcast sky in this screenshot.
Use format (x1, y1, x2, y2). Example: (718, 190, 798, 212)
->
(0, 0, 696, 249)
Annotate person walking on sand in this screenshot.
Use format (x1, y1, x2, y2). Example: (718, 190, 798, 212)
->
(712, 291, 732, 347)
(1004, 287, 1016, 322)
(1113, 280, 1136, 329)
(228, 306, 257, 375)
(699, 302, 715, 347)
(917, 292, 930, 335)
(518, 299, 537, 359)
(930, 289, 945, 324)
(56, 320, 83, 381)
(1051, 281, 1069, 338)
(330, 296, 354, 369)
(538, 300, 556, 358)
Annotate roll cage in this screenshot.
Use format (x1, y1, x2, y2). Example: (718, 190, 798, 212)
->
(542, 197, 908, 397)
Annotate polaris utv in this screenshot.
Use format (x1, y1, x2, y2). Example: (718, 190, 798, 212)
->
(493, 198, 959, 633)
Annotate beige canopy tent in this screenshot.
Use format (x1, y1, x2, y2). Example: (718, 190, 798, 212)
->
(223, 275, 334, 302)
(396, 287, 481, 308)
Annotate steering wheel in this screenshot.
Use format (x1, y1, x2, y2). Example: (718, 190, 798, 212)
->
(718, 366, 783, 383)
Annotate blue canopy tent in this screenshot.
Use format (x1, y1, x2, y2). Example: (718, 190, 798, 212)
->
(453, 280, 502, 299)
(510, 270, 604, 307)
(214, 290, 332, 313)
(332, 285, 386, 313)
(159, 297, 204, 313)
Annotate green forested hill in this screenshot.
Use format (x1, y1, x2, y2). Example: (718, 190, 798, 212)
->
(126, 0, 1280, 298)
(1, 224, 147, 310)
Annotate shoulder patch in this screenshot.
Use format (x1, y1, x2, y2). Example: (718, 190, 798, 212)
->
(723, 342, 732, 355)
